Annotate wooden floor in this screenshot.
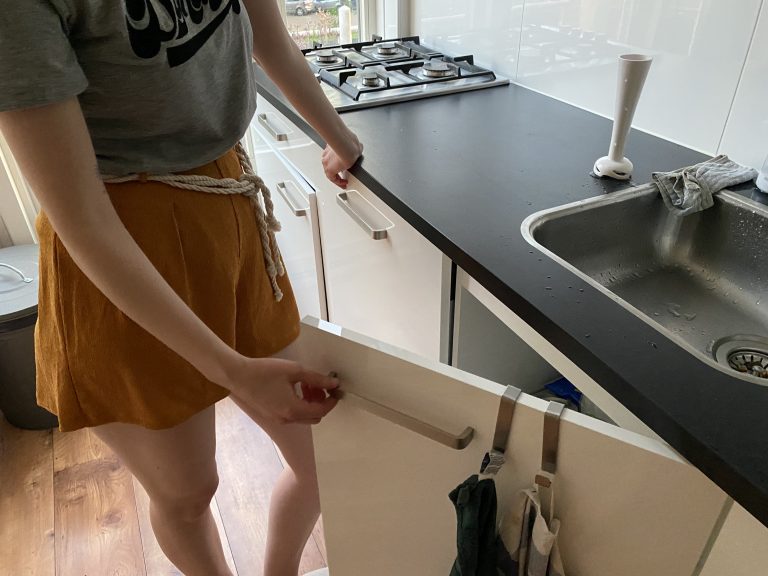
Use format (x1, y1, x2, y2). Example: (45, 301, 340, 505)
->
(0, 398, 327, 576)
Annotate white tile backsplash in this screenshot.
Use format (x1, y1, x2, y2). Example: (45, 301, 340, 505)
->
(411, 0, 767, 170)
(718, 2, 768, 169)
(412, 0, 524, 80)
(516, 0, 762, 155)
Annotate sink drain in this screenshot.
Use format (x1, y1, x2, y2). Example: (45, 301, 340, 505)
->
(713, 335, 768, 380)
(727, 350, 768, 378)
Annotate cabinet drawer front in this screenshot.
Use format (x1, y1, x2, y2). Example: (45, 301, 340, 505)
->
(251, 96, 312, 149)
(295, 318, 727, 576)
(242, 122, 272, 156)
(280, 144, 445, 361)
(254, 152, 324, 320)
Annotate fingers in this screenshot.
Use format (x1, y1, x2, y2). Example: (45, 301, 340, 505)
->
(296, 369, 339, 391)
(322, 146, 352, 189)
(289, 371, 340, 423)
(332, 173, 348, 188)
(287, 394, 338, 423)
(323, 163, 348, 188)
(300, 381, 327, 403)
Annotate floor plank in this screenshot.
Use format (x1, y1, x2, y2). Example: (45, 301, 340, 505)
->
(0, 417, 55, 576)
(210, 496, 240, 576)
(132, 477, 239, 576)
(214, 399, 327, 575)
(4, 401, 327, 576)
(53, 427, 109, 470)
(53, 428, 146, 576)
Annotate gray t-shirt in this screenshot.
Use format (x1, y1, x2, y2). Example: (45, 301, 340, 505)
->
(0, 0, 257, 175)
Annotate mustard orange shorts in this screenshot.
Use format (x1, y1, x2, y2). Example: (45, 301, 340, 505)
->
(35, 148, 300, 432)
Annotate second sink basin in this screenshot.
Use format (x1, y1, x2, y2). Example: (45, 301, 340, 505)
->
(523, 184, 768, 383)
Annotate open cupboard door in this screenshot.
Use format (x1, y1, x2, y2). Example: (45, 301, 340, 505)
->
(293, 318, 729, 576)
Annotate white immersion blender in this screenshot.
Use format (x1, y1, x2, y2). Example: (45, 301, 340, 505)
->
(593, 54, 653, 180)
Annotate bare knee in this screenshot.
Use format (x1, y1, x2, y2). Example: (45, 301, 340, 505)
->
(150, 472, 219, 522)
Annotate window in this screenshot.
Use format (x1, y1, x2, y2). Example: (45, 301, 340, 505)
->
(279, 0, 369, 49)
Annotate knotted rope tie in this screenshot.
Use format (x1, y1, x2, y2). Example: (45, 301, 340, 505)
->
(103, 142, 286, 301)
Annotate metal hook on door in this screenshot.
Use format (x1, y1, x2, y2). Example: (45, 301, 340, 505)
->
(535, 401, 566, 488)
(535, 401, 566, 524)
(480, 385, 522, 475)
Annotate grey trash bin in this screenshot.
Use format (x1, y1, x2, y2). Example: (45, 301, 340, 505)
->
(0, 244, 58, 429)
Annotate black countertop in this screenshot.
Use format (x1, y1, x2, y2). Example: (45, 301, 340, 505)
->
(255, 68, 768, 525)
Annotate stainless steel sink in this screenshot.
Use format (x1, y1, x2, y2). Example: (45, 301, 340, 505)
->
(522, 184, 768, 383)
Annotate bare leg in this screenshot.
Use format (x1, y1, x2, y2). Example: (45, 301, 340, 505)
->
(231, 341, 322, 576)
(231, 397, 319, 576)
(93, 406, 233, 576)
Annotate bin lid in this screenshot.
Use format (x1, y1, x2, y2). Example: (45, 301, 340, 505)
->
(0, 244, 38, 323)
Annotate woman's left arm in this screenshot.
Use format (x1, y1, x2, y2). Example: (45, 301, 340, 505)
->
(243, 0, 362, 187)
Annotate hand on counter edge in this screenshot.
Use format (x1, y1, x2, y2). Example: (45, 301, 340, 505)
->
(322, 131, 363, 188)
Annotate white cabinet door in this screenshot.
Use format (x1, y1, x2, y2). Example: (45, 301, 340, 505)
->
(293, 318, 728, 576)
(700, 502, 768, 576)
(252, 150, 326, 320)
(281, 144, 448, 362)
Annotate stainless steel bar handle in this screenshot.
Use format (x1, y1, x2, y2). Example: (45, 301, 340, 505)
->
(276, 181, 309, 217)
(0, 263, 32, 283)
(336, 191, 389, 240)
(331, 389, 474, 450)
(257, 113, 288, 142)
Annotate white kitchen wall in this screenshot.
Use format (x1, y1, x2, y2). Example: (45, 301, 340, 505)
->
(412, 0, 768, 169)
(719, 3, 768, 169)
(413, 0, 525, 80)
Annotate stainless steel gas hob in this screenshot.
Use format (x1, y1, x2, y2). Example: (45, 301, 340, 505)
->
(303, 35, 510, 112)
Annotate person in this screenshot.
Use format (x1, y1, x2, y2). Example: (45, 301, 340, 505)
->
(0, 1, 363, 575)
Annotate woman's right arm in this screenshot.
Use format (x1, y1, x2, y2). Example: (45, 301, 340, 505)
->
(0, 98, 337, 423)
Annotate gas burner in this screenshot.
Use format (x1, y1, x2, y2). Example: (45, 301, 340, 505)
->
(360, 71, 381, 87)
(316, 50, 340, 64)
(422, 61, 456, 78)
(376, 43, 398, 56)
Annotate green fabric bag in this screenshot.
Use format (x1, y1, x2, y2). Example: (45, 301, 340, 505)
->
(449, 475, 514, 576)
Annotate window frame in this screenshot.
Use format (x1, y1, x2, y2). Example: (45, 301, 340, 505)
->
(0, 135, 37, 247)
(278, 0, 399, 48)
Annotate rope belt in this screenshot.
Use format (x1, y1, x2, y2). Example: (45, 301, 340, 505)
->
(103, 143, 285, 301)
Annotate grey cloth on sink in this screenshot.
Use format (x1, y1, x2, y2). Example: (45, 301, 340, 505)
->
(652, 155, 758, 216)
